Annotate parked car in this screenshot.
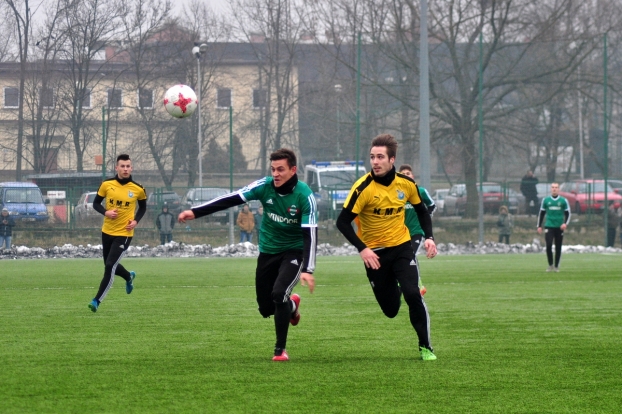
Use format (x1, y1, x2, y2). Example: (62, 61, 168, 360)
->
(443, 184, 465, 216)
(536, 182, 552, 200)
(444, 183, 518, 216)
(74, 191, 104, 223)
(146, 191, 182, 217)
(506, 188, 524, 215)
(431, 189, 449, 215)
(181, 187, 236, 223)
(0, 182, 49, 222)
(606, 180, 622, 194)
(558, 180, 622, 214)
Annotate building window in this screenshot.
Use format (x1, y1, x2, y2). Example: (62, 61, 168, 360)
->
(217, 88, 231, 108)
(138, 88, 153, 109)
(80, 89, 91, 108)
(253, 89, 266, 108)
(4, 87, 19, 108)
(107, 88, 123, 109)
(2, 149, 13, 163)
(40, 87, 55, 108)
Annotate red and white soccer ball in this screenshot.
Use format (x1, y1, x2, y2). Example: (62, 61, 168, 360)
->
(163, 84, 198, 118)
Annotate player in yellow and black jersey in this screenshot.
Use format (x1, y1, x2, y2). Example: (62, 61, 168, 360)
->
(87, 154, 147, 313)
(336, 134, 439, 361)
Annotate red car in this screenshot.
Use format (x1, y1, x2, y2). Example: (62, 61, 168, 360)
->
(558, 180, 622, 214)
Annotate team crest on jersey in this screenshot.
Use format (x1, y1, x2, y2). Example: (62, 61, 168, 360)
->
(128, 191, 134, 198)
(287, 205, 299, 216)
(397, 190, 405, 200)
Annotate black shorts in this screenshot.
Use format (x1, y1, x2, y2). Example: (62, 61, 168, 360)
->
(255, 250, 303, 317)
(365, 241, 421, 317)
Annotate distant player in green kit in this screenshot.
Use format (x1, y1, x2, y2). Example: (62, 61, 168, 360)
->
(537, 182, 570, 272)
(178, 148, 317, 361)
(398, 165, 436, 295)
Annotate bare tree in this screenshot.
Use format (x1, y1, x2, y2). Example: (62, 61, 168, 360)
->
(4, 0, 33, 179)
(0, 2, 17, 61)
(229, 0, 305, 174)
(419, 0, 599, 217)
(119, 0, 184, 189)
(179, 0, 232, 186)
(53, 0, 123, 172)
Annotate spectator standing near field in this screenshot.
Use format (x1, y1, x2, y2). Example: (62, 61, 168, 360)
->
(398, 164, 436, 295)
(156, 203, 175, 245)
(88, 154, 147, 312)
(178, 148, 317, 362)
(0, 207, 15, 250)
(537, 182, 570, 272)
(336, 134, 438, 361)
(520, 170, 539, 216)
(606, 201, 620, 248)
(497, 205, 513, 245)
(236, 204, 255, 243)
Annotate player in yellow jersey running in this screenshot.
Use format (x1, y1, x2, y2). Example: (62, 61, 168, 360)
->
(336, 134, 438, 360)
(88, 154, 147, 312)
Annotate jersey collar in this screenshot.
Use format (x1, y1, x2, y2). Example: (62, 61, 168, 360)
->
(273, 173, 298, 195)
(371, 166, 396, 187)
(115, 175, 132, 185)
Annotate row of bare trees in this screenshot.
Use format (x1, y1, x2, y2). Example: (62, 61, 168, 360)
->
(1, 0, 622, 217)
(212, 0, 622, 216)
(0, 0, 232, 188)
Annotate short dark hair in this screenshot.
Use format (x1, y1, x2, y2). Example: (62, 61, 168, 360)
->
(398, 164, 412, 173)
(116, 154, 131, 163)
(270, 148, 297, 168)
(371, 134, 398, 159)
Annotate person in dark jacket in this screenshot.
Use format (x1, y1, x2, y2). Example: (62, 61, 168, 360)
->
(606, 201, 620, 248)
(0, 207, 16, 249)
(520, 170, 539, 216)
(156, 203, 175, 245)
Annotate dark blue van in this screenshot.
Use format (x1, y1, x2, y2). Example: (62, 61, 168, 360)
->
(0, 182, 49, 222)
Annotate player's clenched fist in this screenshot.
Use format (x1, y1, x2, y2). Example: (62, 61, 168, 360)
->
(178, 210, 196, 223)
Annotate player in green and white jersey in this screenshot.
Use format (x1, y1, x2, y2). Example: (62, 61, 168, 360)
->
(178, 148, 318, 361)
(537, 182, 570, 272)
(399, 165, 436, 295)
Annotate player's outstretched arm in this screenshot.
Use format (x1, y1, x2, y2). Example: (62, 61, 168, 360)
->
(178, 210, 196, 223)
(300, 272, 315, 293)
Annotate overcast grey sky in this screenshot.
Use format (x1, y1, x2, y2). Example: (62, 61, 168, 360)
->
(176, 0, 229, 14)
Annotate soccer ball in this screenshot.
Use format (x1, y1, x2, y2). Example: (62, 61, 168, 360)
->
(163, 85, 198, 118)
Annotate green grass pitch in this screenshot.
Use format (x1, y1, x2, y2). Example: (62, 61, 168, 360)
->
(1, 254, 621, 413)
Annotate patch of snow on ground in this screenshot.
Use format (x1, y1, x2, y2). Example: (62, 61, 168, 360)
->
(1, 238, 620, 260)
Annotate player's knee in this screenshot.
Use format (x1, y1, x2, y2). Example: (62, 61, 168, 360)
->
(382, 308, 400, 318)
(257, 302, 274, 318)
(380, 301, 401, 318)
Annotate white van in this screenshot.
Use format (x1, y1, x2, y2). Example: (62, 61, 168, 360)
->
(303, 161, 366, 219)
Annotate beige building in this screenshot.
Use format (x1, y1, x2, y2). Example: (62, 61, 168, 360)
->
(0, 42, 299, 182)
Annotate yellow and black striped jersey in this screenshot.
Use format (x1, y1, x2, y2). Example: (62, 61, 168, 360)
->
(344, 171, 422, 249)
(97, 178, 147, 237)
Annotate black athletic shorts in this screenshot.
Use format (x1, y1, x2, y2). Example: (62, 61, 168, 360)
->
(255, 250, 303, 317)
